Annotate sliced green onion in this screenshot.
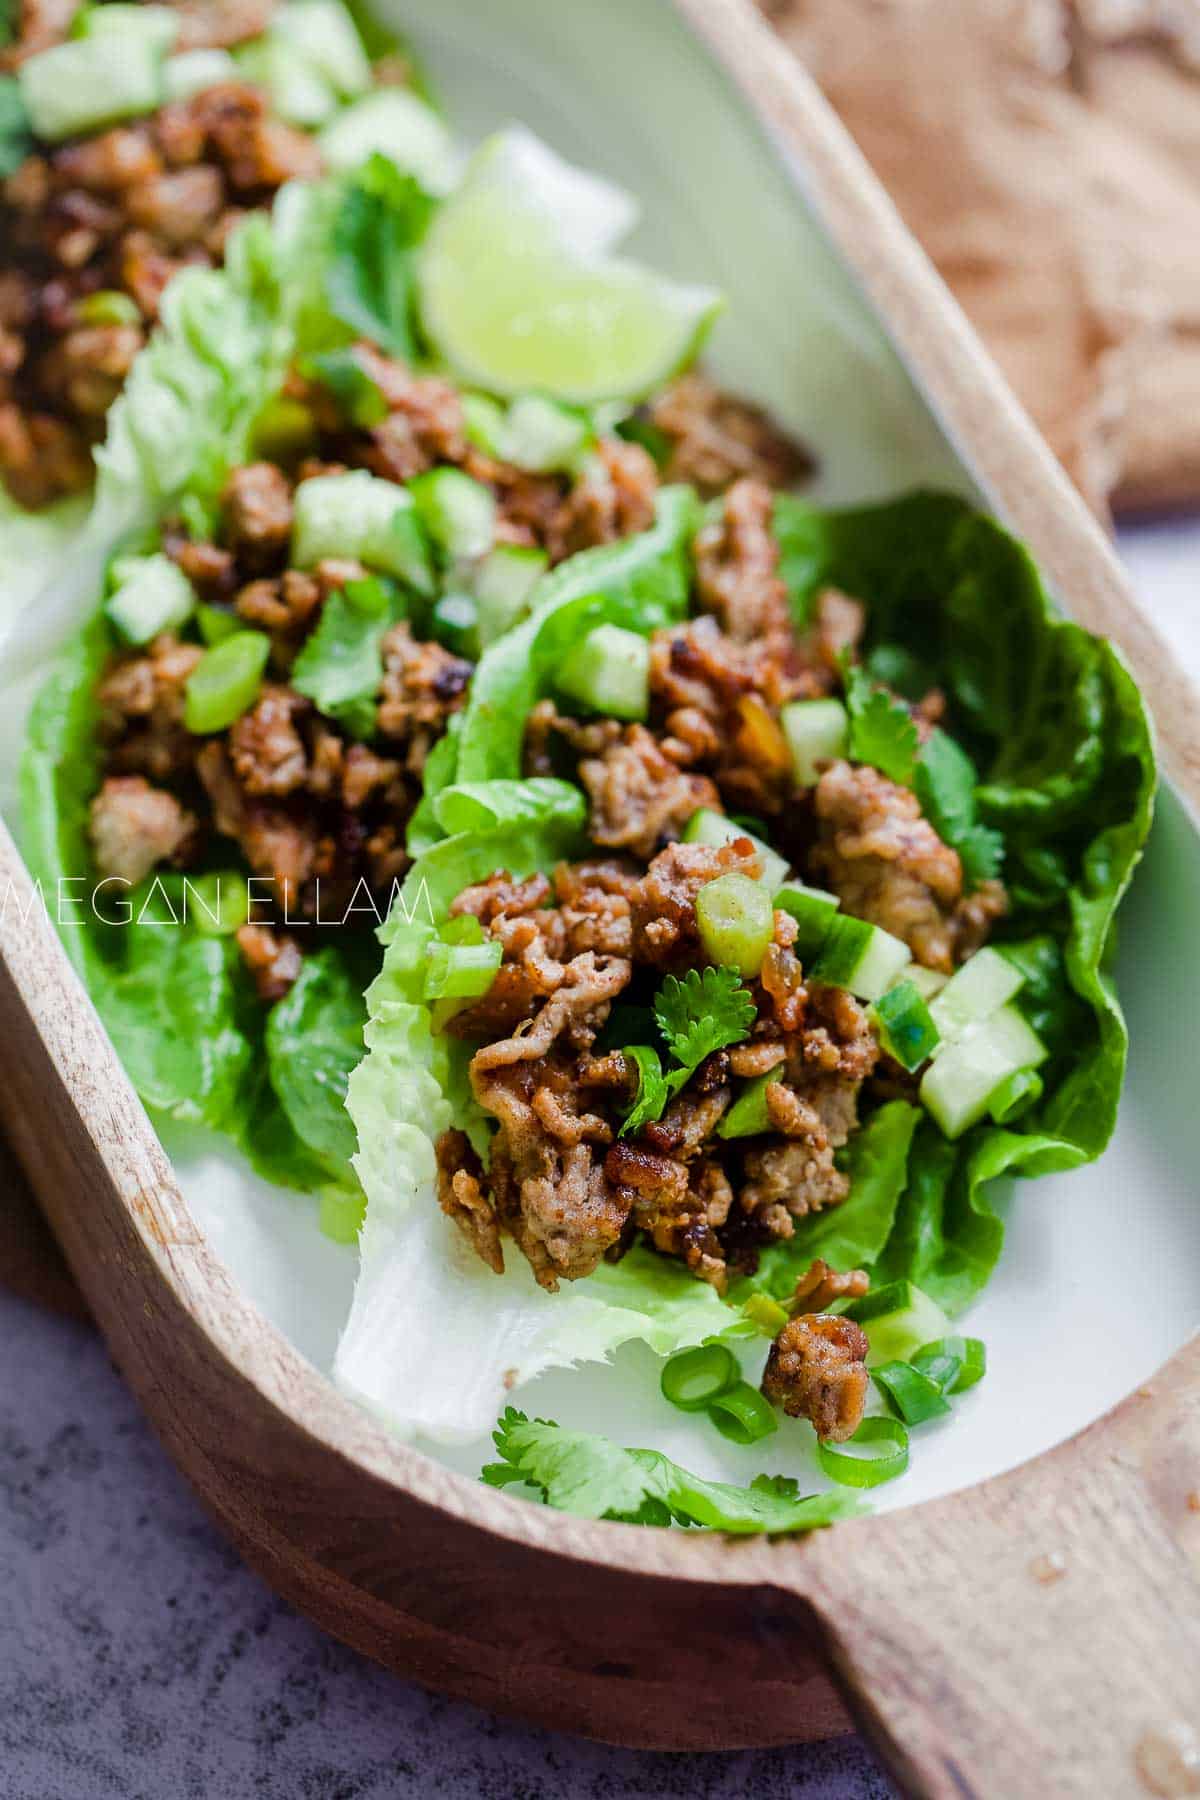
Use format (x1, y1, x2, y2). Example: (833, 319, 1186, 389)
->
(422, 937, 502, 1000)
(741, 1293, 789, 1336)
(660, 1343, 740, 1413)
(717, 1066, 782, 1140)
(817, 1416, 909, 1488)
(708, 1380, 778, 1445)
(912, 1335, 987, 1395)
(343, 575, 397, 619)
(695, 871, 774, 978)
(871, 979, 940, 1072)
(184, 873, 249, 937)
(197, 603, 239, 647)
(988, 1067, 1044, 1124)
(76, 289, 141, 328)
(251, 396, 316, 462)
(870, 1359, 952, 1425)
(183, 630, 270, 734)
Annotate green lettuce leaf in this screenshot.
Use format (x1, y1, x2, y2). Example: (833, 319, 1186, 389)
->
(482, 1408, 862, 1533)
(450, 484, 701, 790)
(17, 618, 373, 1194)
(774, 491, 1156, 1309)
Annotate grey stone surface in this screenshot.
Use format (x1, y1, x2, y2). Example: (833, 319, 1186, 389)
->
(0, 1289, 896, 1800)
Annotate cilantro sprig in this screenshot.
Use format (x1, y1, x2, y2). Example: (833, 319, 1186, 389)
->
(482, 1408, 862, 1534)
(618, 967, 755, 1139)
(842, 659, 918, 786)
(914, 729, 1005, 887)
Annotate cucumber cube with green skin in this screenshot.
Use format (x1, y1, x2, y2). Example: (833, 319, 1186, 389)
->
(472, 545, 547, 648)
(19, 36, 165, 140)
(843, 1280, 951, 1368)
(557, 624, 650, 721)
(235, 37, 337, 127)
(318, 88, 458, 189)
(682, 807, 791, 895)
(871, 980, 940, 1072)
(919, 1002, 1048, 1140)
(929, 945, 1024, 1042)
(278, 0, 372, 96)
(76, 4, 180, 52)
(292, 472, 434, 594)
(105, 555, 195, 645)
(774, 883, 840, 959)
(900, 963, 949, 1002)
(409, 468, 497, 563)
(718, 1067, 783, 1139)
(811, 914, 911, 1001)
(781, 696, 849, 787)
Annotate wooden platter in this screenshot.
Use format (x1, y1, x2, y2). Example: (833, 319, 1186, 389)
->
(2, 1, 1199, 1792)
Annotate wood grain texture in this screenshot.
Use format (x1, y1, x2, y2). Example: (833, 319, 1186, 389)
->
(2, 1, 1199, 1791)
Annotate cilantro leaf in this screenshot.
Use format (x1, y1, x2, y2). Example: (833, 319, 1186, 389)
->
(842, 659, 918, 786)
(654, 967, 755, 1076)
(325, 155, 435, 362)
(618, 1044, 670, 1138)
(483, 1409, 864, 1535)
(290, 577, 403, 726)
(915, 728, 1005, 888)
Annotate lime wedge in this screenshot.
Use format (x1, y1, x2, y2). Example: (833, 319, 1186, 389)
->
(419, 129, 723, 403)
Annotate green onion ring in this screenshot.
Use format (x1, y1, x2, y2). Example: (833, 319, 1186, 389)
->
(660, 1343, 740, 1413)
(707, 1380, 779, 1445)
(912, 1336, 987, 1395)
(870, 1359, 951, 1426)
(817, 1416, 910, 1488)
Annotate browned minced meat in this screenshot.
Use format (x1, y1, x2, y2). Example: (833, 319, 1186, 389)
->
(761, 1313, 871, 1443)
(0, 66, 321, 507)
(235, 920, 302, 1004)
(88, 773, 196, 885)
(434, 841, 880, 1294)
(648, 373, 814, 498)
(789, 1257, 870, 1314)
(88, 454, 473, 946)
(812, 759, 1008, 972)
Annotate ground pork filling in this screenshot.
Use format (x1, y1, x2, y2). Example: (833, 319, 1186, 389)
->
(434, 478, 1007, 1437)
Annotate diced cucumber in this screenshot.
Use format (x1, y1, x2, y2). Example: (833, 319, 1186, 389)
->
(920, 1003, 1048, 1140)
(19, 35, 164, 140)
(104, 554, 195, 645)
(843, 1280, 951, 1368)
(292, 471, 434, 593)
(431, 592, 479, 659)
(683, 807, 791, 894)
(278, 0, 372, 96)
(197, 603, 238, 647)
(718, 1067, 783, 1139)
(774, 883, 839, 959)
(409, 467, 496, 563)
(462, 393, 508, 458)
(472, 545, 547, 648)
(812, 914, 911, 1002)
(163, 48, 237, 101)
(503, 395, 591, 472)
(871, 980, 940, 1072)
(901, 964, 949, 1002)
(781, 696, 848, 787)
(76, 4, 180, 52)
(318, 88, 458, 190)
(557, 624, 650, 721)
(929, 946, 1024, 1042)
(236, 37, 337, 127)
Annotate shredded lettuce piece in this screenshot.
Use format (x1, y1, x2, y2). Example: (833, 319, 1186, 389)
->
(449, 484, 701, 792)
(482, 1408, 863, 1533)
